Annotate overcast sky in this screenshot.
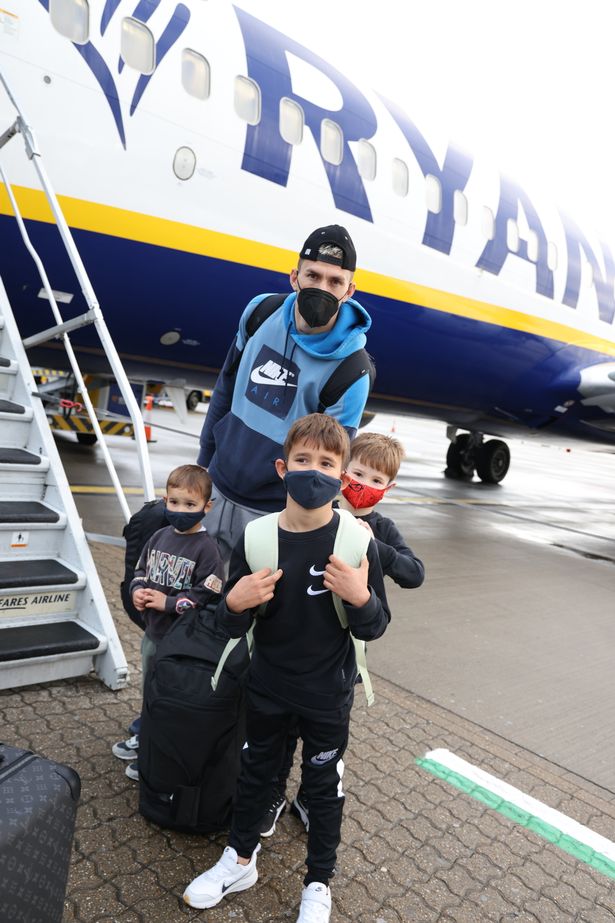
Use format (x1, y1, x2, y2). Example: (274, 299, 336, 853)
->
(237, 0, 615, 239)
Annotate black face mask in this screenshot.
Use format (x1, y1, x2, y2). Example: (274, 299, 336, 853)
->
(296, 284, 340, 328)
(164, 507, 205, 532)
(284, 469, 342, 509)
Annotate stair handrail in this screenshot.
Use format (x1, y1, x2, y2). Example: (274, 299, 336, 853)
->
(0, 70, 155, 518)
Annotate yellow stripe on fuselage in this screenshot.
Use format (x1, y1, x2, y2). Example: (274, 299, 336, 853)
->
(3, 185, 615, 357)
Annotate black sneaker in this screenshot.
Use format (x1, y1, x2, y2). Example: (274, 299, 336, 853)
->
(259, 789, 286, 837)
(291, 788, 309, 832)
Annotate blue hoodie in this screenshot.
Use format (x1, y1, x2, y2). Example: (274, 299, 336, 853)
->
(198, 291, 372, 512)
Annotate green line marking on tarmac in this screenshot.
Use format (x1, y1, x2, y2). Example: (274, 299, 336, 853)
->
(417, 749, 615, 881)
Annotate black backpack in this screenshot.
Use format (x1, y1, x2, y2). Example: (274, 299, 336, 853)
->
(138, 604, 249, 834)
(120, 499, 167, 630)
(230, 293, 376, 409)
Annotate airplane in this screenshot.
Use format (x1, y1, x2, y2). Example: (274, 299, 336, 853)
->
(1, 0, 615, 484)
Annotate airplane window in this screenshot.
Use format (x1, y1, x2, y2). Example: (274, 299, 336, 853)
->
(425, 175, 442, 214)
(49, 0, 89, 44)
(321, 119, 343, 166)
(357, 140, 376, 181)
(527, 229, 539, 262)
(279, 98, 304, 145)
(454, 190, 468, 226)
(547, 241, 558, 271)
(481, 206, 495, 241)
(506, 219, 520, 253)
(121, 18, 155, 75)
(182, 50, 210, 100)
(234, 76, 261, 125)
(392, 158, 409, 197)
(173, 147, 196, 181)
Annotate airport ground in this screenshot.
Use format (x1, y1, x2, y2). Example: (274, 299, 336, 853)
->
(2, 407, 615, 920)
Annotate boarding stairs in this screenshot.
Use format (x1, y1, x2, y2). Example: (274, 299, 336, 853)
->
(0, 72, 155, 690)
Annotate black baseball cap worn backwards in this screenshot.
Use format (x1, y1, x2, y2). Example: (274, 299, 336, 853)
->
(299, 225, 357, 272)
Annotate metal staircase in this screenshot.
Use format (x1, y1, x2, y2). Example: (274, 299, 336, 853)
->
(0, 73, 155, 690)
(0, 281, 128, 689)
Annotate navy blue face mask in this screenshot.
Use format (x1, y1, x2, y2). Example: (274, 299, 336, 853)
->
(164, 507, 205, 532)
(284, 469, 341, 509)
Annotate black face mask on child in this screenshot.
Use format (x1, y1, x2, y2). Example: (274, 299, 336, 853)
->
(283, 469, 341, 509)
(164, 508, 205, 532)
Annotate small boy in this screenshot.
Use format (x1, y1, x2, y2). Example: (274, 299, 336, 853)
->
(112, 465, 224, 780)
(338, 431, 424, 588)
(266, 431, 425, 836)
(183, 414, 390, 922)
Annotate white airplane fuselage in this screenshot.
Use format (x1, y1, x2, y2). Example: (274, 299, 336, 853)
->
(1, 0, 615, 467)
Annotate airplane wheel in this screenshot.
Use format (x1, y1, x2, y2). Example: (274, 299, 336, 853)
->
(76, 433, 97, 446)
(444, 434, 475, 479)
(186, 390, 202, 411)
(476, 439, 510, 483)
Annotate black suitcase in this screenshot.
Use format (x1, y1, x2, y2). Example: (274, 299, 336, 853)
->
(0, 743, 81, 923)
(138, 604, 249, 834)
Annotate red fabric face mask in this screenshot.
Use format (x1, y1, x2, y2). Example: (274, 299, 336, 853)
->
(341, 478, 387, 510)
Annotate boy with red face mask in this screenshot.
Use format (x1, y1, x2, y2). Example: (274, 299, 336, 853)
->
(338, 432, 425, 589)
(260, 432, 424, 839)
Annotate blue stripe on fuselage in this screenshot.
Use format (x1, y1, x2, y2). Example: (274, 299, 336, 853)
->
(2, 214, 614, 446)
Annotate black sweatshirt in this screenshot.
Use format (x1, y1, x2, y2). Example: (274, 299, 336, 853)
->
(218, 514, 390, 712)
(357, 509, 425, 589)
(130, 525, 224, 642)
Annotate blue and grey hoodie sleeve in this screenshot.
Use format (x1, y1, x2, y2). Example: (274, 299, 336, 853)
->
(325, 373, 371, 439)
(197, 296, 273, 468)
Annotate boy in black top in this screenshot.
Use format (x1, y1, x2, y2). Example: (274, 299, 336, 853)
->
(266, 431, 425, 835)
(111, 465, 224, 779)
(183, 415, 390, 922)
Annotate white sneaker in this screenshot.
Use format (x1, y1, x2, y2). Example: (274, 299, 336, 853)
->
(296, 882, 331, 922)
(112, 734, 139, 760)
(183, 844, 260, 909)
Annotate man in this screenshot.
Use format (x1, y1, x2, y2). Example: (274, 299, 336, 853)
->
(197, 225, 373, 562)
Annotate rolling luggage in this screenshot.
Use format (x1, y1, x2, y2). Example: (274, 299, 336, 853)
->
(0, 743, 81, 923)
(138, 603, 249, 834)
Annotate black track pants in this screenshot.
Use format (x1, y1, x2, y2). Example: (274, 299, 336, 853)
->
(229, 687, 350, 886)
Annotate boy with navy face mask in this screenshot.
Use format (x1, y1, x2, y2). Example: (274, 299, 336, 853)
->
(265, 432, 426, 835)
(183, 415, 390, 923)
(111, 465, 224, 780)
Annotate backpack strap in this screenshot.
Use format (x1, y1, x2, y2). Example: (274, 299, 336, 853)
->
(243, 512, 280, 574)
(228, 294, 287, 376)
(332, 509, 375, 706)
(318, 349, 376, 412)
(211, 513, 280, 693)
(211, 625, 254, 692)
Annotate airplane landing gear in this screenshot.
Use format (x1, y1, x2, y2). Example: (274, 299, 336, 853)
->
(445, 433, 477, 480)
(476, 439, 510, 483)
(445, 430, 511, 484)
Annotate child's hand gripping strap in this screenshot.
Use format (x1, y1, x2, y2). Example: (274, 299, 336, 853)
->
(211, 513, 280, 692)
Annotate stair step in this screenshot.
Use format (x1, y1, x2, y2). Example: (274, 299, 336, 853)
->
(0, 399, 26, 414)
(0, 448, 42, 465)
(0, 621, 100, 662)
(0, 501, 60, 524)
(0, 559, 79, 590)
